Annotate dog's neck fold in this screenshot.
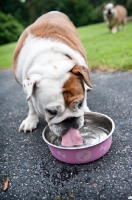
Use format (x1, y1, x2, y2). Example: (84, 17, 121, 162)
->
(28, 52, 75, 80)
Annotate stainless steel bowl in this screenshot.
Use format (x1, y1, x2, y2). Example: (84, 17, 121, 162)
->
(42, 112, 115, 164)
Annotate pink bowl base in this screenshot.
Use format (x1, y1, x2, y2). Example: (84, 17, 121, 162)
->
(48, 135, 112, 164)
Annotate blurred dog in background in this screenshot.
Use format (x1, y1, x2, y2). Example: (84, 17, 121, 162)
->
(103, 3, 127, 33)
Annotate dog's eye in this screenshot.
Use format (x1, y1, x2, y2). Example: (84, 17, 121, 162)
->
(78, 100, 83, 109)
(46, 109, 57, 115)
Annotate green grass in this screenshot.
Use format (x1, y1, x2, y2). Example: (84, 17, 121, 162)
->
(0, 42, 16, 69)
(0, 22, 132, 71)
(78, 22, 132, 71)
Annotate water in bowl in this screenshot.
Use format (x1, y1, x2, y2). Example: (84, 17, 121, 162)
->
(48, 124, 109, 147)
(80, 125, 109, 146)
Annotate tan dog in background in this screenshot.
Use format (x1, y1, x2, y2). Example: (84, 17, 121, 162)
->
(103, 3, 127, 33)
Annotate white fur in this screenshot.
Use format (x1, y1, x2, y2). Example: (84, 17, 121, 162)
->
(105, 3, 114, 10)
(16, 34, 87, 84)
(111, 27, 117, 33)
(20, 72, 88, 134)
(16, 33, 90, 134)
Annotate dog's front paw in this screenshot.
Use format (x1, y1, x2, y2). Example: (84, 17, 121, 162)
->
(19, 114, 39, 133)
(111, 27, 117, 33)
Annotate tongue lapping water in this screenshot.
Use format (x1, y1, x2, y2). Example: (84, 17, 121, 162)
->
(49, 125, 109, 148)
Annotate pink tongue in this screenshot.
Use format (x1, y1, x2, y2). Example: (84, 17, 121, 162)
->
(61, 127, 83, 147)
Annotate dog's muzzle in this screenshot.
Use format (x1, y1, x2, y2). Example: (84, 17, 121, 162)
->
(49, 116, 84, 136)
(61, 117, 80, 135)
(107, 10, 113, 18)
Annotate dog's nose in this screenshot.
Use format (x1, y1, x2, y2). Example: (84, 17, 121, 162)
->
(108, 9, 111, 14)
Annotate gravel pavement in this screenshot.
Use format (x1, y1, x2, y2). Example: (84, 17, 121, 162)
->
(0, 69, 132, 200)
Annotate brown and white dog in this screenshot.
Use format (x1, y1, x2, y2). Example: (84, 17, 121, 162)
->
(103, 3, 127, 33)
(12, 11, 92, 142)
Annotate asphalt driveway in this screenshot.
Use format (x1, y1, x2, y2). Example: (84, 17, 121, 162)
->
(0, 69, 132, 200)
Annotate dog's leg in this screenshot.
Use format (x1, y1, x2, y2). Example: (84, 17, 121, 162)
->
(111, 20, 122, 33)
(111, 26, 118, 33)
(19, 100, 39, 133)
(122, 17, 127, 30)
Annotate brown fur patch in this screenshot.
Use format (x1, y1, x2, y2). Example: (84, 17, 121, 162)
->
(63, 73, 84, 110)
(115, 5, 127, 23)
(71, 65, 92, 88)
(29, 12, 86, 60)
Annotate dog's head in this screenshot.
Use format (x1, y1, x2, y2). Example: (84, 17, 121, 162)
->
(103, 3, 117, 19)
(22, 64, 92, 137)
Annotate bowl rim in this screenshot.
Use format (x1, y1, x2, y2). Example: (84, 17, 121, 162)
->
(42, 112, 115, 150)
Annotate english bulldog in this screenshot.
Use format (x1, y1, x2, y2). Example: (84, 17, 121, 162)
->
(12, 11, 92, 146)
(103, 3, 127, 33)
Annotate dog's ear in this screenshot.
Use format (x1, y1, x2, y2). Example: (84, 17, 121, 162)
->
(22, 74, 42, 101)
(71, 65, 92, 89)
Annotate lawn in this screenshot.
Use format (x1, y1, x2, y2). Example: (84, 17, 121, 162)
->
(0, 42, 16, 69)
(78, 22, 132, 71)
(0, 22, 132, 71)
